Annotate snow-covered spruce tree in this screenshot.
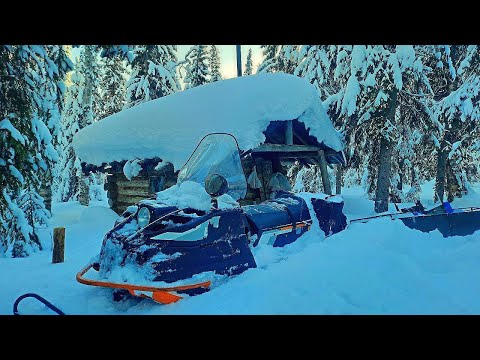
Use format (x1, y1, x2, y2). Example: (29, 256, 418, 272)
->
(293, 45, 348, 193)
(419, 45, 480, 202)
(257, 45, 280, 73)
(434, 74, 480, 202)
(183, 45, 210, 89)
(37, 46, 74, 210)
(1, 46, 36, 256)
(313, 46, 430, 213)
(209, 45, 222, 82)
(98, 45, 135, 63)
(1, 46, 71, 257)
(257, 45, 302, 74)
(98, 56, 127, 120)
(54, 69, 84, 202)
(278, 45, 304, 74)
(287, 162, 325, 193)
(54, 46, 101, 203)
(81, 45, 101, 126)
(125, 45, 180, 108)
(80, 46, 103, 205)
(17, 189, 50, 237)
(244, 48, 253, 75)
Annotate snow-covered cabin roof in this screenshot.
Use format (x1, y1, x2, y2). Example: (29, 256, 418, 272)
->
(73, 73, 344, 170)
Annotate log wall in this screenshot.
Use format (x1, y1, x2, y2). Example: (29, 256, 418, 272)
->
(105, 162, 177, 215)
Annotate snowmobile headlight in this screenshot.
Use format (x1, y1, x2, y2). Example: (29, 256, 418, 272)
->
(205, 173, 228, 197)
(137, 207, 151, 228)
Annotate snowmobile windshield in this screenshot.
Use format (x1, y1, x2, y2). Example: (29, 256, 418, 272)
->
(177, 133, 247, 200)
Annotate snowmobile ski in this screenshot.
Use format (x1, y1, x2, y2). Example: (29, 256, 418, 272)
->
(76, 263, 211, 304)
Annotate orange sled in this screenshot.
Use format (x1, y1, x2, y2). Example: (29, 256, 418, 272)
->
(76, 263, 211, 304)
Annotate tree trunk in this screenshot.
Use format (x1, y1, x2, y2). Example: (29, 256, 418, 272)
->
(374, 136, 393, 213)
(318, 151, 332, 195)
(374, 88, 397, 213)
(446, 159, 461, 203)
(434, 140, 448, 203)
(335, 165, 342, 195)
(397, 159, 404, 191)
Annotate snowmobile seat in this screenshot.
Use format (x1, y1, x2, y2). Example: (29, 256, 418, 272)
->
(243, 192, 310, 232)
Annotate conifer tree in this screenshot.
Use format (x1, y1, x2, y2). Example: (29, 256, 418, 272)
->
(184, 45, 210, 89)
(209, 45, 222, 82)
(1, 45, 71, 257)
(244, 48, 254, 75)
(126, 45, 180, 108)
(98, 56, 127, 119)
(54, 46, 101, 203)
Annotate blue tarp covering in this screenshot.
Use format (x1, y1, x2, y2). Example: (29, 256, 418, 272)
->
(400, 209, 480, 237)
(311, 197, 347, 236)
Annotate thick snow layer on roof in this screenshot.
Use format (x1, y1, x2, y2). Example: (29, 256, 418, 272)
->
(73, 73, 343, 169)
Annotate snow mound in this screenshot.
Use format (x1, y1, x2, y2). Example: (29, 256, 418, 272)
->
(155, 181, 239, 211)
(72, 73, 343, 169)
(123, 159, 142, 180)
(79, 206, 119, 226)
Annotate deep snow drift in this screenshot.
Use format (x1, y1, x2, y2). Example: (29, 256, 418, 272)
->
(1, 185, 480, 315)
(72, 73, 343, 169)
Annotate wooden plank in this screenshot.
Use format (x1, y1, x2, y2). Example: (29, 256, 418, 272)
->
(117, 195, 151, 204)
(113, 200, 145, 215)
(117, 182, 150, 190)
(254, 151, 321, 159)
(252, 144, 321, 153)
(115, 188, 150, 197)
(116, 178, 150, 187)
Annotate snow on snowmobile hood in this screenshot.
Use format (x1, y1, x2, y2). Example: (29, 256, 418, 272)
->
(150, 180, 239, 212)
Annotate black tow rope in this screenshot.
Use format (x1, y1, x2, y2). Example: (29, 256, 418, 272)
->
(393, 202, 400, 212)
(13, 293, 65, 315)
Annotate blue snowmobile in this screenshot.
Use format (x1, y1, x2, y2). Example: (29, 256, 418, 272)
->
(77, 133, 347, 304)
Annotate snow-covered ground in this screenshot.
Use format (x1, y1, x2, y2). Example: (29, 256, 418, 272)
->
(1, 184, 480, 315)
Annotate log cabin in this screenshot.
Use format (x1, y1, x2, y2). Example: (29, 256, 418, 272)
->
(73, 74, 345, 215)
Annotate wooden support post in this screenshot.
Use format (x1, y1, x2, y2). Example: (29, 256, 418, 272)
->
(318, 151, 332, 195)
(149, 176, 165, 193)
(52, 227, 65, 264)
(255, 158, 273, 201)
(285, 120, 293, 145)
(236, 45, 242, 77)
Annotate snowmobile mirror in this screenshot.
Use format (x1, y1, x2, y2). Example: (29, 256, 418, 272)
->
(205, 174, 228, 197)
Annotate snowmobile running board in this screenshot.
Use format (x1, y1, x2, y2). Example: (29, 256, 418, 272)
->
(76, 263, 211, 304)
